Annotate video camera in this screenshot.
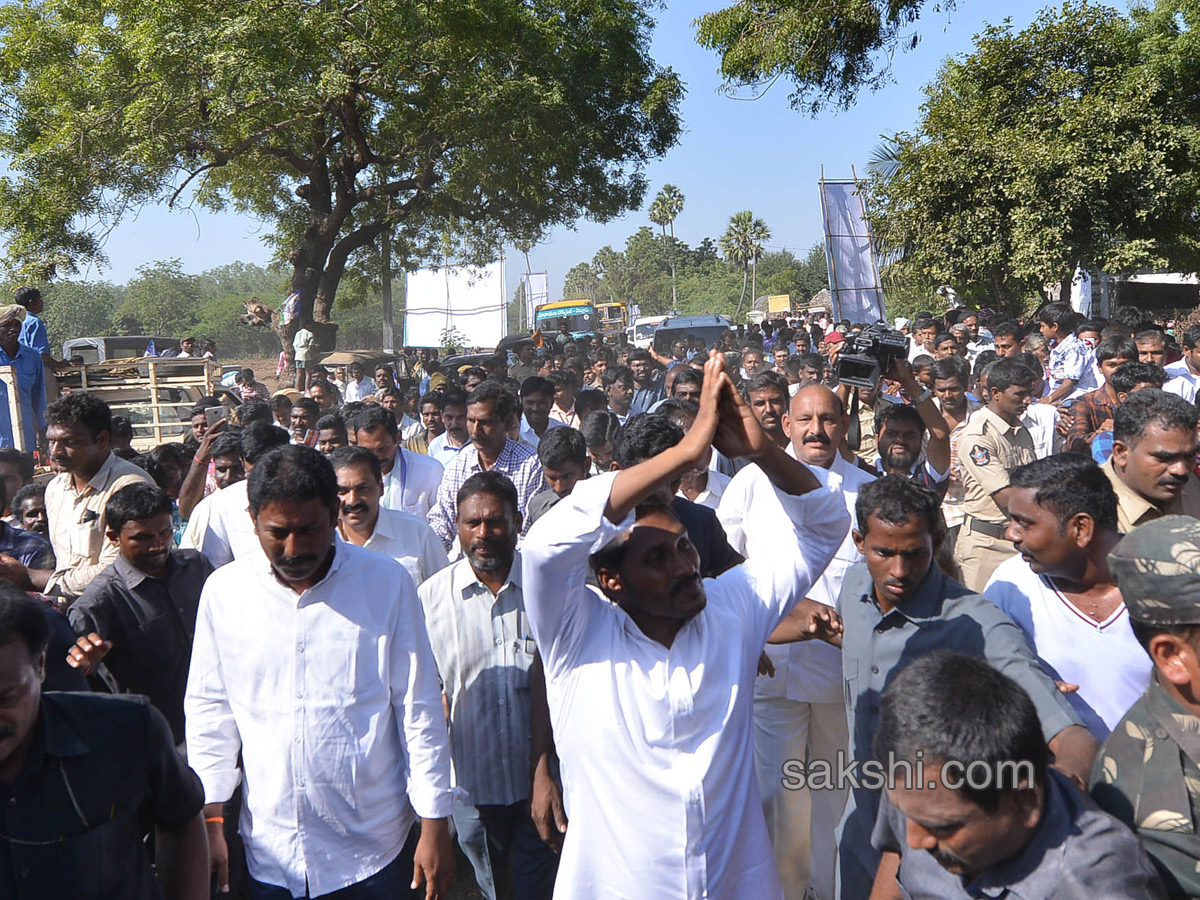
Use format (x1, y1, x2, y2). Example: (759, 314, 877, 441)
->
(833, 323, 909, 389)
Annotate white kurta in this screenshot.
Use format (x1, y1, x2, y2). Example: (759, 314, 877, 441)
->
(522, 468, 848, 899)
(720, 451, 874, 705)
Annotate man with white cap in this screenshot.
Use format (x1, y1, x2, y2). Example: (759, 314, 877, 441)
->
(0, 304, 45, 451)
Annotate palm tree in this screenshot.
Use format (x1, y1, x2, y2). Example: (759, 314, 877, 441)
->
(720, 210, 771, 319)
(650, 184, 685, 307)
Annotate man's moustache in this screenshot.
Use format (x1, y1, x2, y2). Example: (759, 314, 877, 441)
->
(341, 504, 369, 516)
(803, 434, 830, 445)
(670, 573, 702, 598)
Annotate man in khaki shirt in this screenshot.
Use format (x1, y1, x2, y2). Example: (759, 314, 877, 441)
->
(44, 392, 153, 599)
(1103, 389, 1200, 533)
(954, 359, 1038, 591)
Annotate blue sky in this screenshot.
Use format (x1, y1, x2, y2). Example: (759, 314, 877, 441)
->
(83, 0, 1052, 299)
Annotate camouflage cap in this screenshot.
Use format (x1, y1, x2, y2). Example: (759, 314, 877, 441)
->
(1109, 516, 1200, 626)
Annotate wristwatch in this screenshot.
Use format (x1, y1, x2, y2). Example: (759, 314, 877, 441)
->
(911, 388, 933, 405)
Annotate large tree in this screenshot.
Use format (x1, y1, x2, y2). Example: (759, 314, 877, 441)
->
(648, 184, 684, 306)
(867, 1, 1200, 311)
(0, 0, 683, 339)
(695, 0, 955, 115)
(719, 211, 771, 318)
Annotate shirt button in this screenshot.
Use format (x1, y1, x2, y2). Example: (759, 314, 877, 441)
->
(498, 698, 505, 707)
(495, 639, 503, 647)
(871, 665, 879, 675)
(5, 797, 14, 808)
(296, 691, 303, 699)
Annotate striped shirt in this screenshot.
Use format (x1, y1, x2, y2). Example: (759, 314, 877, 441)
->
(428, 440, 544, 550)
(418, 555, 535, 806)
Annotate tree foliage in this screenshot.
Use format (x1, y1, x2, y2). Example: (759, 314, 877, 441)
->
(720, 211, 771, 316)
(867, 1, 1200, 312)
(695, 0, 956, 115)
(0, 0, 683, 331)
(563, 217, 824, 320)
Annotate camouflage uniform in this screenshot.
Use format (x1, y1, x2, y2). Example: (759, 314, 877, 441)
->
(1092, 516, 1200, 898)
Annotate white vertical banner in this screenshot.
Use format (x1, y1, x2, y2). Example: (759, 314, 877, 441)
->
(523, 272, 549, 325)
(1070, 265, 1092, 318)
(403, 260, 508, 348)
(819, 179, 886, 323)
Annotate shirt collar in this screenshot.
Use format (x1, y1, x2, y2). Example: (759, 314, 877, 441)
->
(113, 552, 153, 588)
(25, 696, 90, 778)
(259, 540, 343, 599)
(71, 453, 118, 497)
(978, 404, 1024, 436)
(1103, 457, 1159, 524)
(963, 770, 1072, 896)
(858, 562, 946, 623)
(455, 551, 523, 599)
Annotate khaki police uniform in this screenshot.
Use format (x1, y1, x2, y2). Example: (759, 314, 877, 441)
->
(1102, 457, 1200, 534)
(953, 405, 1036, 591)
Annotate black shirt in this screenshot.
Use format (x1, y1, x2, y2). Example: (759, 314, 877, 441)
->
(672, 496, 742, 577)
(0, 692, 204, 900)
(68, 549, 213, 744)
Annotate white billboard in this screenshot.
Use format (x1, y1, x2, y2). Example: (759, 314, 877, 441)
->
(819, 179, 886, 323)
(403, 261, 508, 349)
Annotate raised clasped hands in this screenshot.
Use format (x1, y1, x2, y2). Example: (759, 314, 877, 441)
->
(685, 350, 774, 463)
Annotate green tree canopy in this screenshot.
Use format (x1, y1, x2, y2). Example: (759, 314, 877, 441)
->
(695, 0, 956, 115)
(867, 1, 1200, 312)
(0, 0, 683, 334)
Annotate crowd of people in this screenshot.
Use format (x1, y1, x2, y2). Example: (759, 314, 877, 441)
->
(6, 298, 1200, 899)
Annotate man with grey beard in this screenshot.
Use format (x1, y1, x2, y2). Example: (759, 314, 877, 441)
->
(418, 471, 559, 900)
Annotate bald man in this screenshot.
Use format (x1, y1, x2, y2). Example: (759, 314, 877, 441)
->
(716, 384, 874, 900)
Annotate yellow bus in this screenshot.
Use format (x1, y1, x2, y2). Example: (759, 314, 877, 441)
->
(595, 301, 628, 337)
(535, 299, 596, 339)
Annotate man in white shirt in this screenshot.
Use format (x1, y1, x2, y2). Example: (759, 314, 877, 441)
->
(182, 423, 290, 568)
(428, 390, 472, 468)
(1165, 323, 1200, 391)
(518, 376, 565, 449)
(350, 406, 444, 519)
(522, 355, 847, 899)
(343, 361, 375, 403)
(419, 471, 559, 900)
(986, 454, 1151, 740)
(718, 383, 872, 900)
(1135, 329, 1198, 402)
(331, 446, 449, 587)
(185, 444, 455, 899)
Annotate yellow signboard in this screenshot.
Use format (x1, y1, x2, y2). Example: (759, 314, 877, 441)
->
(767, 294, 791, 313)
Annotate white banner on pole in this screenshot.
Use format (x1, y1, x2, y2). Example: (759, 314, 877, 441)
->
(819, 179, 886, 323)
(523, 272, 549, 325)
(403, 261, 508, 348)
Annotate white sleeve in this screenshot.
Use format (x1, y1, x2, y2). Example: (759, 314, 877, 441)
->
(923, 455, 950, 483)
(391, 567, 456, 819)
(713, 464, 850, 646)
(715, 469, 753, 556)
(184, 583, 243, 803)
(521, 472, 627, 677)
(417, 524, 451, 583)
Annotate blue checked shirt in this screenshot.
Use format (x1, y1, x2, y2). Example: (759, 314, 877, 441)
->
(0, 520, 54, 570)
(1048, 332, 1099, 399)
(428, 439, 545, 550)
